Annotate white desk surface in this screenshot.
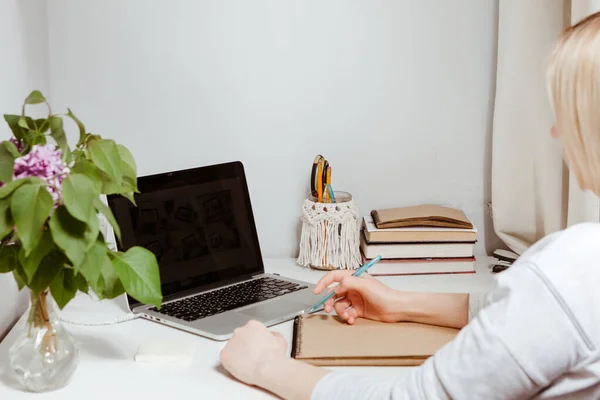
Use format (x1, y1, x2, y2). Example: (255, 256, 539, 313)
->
(0, 257, 496, 399)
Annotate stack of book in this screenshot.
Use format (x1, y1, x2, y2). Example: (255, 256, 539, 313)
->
(360, 205, 477, 275)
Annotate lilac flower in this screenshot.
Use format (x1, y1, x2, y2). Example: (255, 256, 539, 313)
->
(13, 144, 70, 204)
(9, 137, 24, 153)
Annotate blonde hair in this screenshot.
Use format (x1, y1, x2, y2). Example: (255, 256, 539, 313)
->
(547, 12, 600, 195)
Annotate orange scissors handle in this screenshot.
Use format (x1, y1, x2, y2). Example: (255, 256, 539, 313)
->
(310, 155, 324, 197)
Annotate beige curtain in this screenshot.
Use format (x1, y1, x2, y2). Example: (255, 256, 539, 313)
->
(491, 0, 600, 255)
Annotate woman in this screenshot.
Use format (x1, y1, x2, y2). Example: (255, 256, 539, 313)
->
(220, 13, 600, 400)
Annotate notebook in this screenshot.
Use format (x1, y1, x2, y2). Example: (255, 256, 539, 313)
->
(362, 215, 477, 243)
(360, 253, 476, 276)
(291, 314, 459, 366)
(371, 205, 473, 230)
(360, 231, 475, 259)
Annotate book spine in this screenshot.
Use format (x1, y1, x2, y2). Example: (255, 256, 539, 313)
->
(290, 315, 302, 359)
(369, 270, 476, 276)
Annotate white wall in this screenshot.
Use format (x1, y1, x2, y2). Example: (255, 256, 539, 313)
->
(0, 0, 50, 340)
(47, 0, 500, 257)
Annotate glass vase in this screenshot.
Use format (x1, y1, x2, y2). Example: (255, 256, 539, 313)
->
(8, 290, 79, 392)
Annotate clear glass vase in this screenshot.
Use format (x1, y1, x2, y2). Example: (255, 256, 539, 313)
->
(8, 290, 79, 392)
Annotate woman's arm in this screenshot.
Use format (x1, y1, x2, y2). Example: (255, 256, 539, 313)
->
(254, 358, 329, 400)
(312, 269, 474, 329)
(309, 266, 585, 399)
(249, 293, 470, 399)
(231, 292, 471, 400)
(222, 265, 585, 400)
(398, 292, 470, 329)
(220, 292, 478, 400)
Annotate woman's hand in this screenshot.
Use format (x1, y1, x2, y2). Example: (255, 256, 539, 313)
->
(313, 270, 405, 324)
(220, 320, 330, 399)
(220, 320, 287, 386)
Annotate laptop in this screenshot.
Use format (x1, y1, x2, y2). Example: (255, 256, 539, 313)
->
(107, 161, 322, 341)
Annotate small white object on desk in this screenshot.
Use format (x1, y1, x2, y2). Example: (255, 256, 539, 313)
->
(134, 340, 195, 364)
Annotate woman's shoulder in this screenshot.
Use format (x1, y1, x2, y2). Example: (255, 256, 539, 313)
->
(521, 222, 600, 264)
(497, 223, 600, 352)
(561, 221, 600, 239)
(501, 222, 600, 305)
(486, 223, 600, 300)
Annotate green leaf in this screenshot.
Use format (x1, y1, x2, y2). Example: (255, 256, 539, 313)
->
(20, 129, 36, 150)
(18, 116, 30, 130)
(0, 177, 39, 199)
(5, 115, 35, 144)
(96, 254, 125, 299)
(87, 139, 122, 188)
(62, 174, 99, 222)
(2, 140, 20, 158)
(77, 236, 106, 284)
(4, 114, 24, 140)
(36, 118, 49, 133)
(50, 269, 77, 309)
(49, 205, 99, 268)
(122, 192, 137, 206)
(122, 174, 138, 193)
(11, 182, 53, 255)
(49, 117, 71, 163)
(97, 145, 138, 195)
(100, 172, 120, 195)
(75, 272, 88, 294)
(111, 247, 162, 307)
(29, 251, 64, 294)
(71, 159, 103, 192)
(117, 144, 137, 178)
(0, 245, 19, 273)
(0, 142, 15, 183)
(0, 197, 12, 240)
(13, 266, 26, 290)
(66, 108, 86, 144)
(30, 134, 47, 146)
(93, 197, 121, 243)
(24, 90, 47, 105)
(19, 230, 53, 282)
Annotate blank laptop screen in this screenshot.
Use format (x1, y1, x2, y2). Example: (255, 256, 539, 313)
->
(107, 162, 264, 306)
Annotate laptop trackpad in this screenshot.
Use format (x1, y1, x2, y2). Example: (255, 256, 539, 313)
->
(238, 299, 304, 321)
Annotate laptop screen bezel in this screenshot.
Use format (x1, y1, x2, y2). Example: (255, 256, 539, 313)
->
(107, 161, 266, 309)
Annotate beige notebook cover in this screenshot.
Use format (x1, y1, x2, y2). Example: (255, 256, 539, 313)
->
(362, 215, 477, 243)
(291, 315, 458, 366)
(371, 205, 473, 229)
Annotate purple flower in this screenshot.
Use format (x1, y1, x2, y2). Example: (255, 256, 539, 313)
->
(9, 137, 24, 153)
(13, 144, 70, 204)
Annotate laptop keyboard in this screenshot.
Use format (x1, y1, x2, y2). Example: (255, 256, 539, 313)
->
(150, 277, 307, 322)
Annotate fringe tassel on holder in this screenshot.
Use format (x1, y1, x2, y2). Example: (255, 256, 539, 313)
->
(297, 198, 362, 270)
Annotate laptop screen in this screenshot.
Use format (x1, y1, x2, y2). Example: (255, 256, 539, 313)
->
(107, 161, 264, 307)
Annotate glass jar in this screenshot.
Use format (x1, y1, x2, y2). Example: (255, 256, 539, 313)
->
(8, 290, 79, 392)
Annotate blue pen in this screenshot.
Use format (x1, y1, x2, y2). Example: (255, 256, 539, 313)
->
(309, 255, 382, 313)
(327, 184, 336, 203)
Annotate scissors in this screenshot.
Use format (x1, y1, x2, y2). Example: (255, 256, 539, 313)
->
(310, 155, 324, 199)
(310, 155, 333, 203)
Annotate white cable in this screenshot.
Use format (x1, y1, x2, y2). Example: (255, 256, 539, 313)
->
(59, 313, 140, 326)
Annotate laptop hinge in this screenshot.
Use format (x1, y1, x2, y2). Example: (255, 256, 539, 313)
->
(254, 272, 278, 277)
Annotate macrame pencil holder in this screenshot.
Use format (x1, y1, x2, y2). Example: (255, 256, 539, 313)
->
(297, 191, 362, 270)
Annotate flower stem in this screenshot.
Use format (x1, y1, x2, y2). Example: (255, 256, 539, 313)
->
(27, 291, 57, 353)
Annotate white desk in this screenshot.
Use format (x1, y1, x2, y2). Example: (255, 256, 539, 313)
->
(0, 258, 496, 399)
